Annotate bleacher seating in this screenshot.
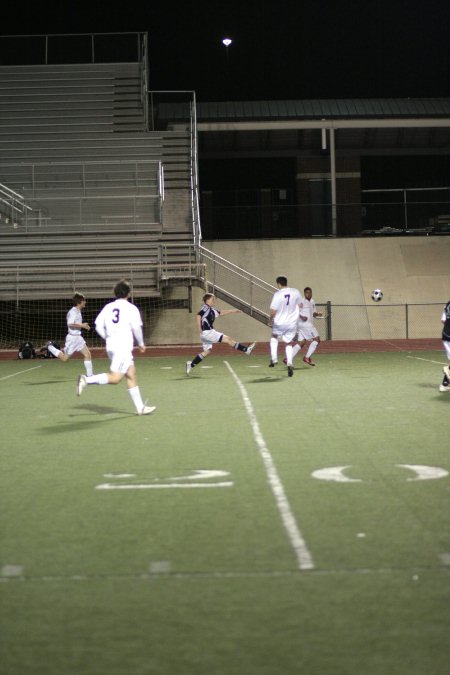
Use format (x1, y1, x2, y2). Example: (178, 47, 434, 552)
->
(0, 58, 196, 301)
(0, 63, 146, 134)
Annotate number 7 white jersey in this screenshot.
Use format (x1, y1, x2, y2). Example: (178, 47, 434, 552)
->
(270, 287, 302, 326)
(95, 298, 144, 352)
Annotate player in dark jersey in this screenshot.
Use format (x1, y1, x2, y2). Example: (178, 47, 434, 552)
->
(440, 300, 450, 392)
(186, 293, 256, 375)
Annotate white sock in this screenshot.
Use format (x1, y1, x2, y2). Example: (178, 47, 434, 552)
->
(292, 344, 301, 359)
(128, 385, 144, 412)
(285, 344, 293, 366)
(270, 337, 278, 361)
(306, 341, 319, 359)
(86, 373, 109, 385)
(84, 360, 93, 376)
(48, 344, 61, 358)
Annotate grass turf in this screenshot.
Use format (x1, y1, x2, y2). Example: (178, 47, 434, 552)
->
(0, 350, 449, 674)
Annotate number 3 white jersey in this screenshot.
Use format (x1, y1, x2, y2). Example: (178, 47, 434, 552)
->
(270, 287, 302, 327)
(95, 298, 144, 353)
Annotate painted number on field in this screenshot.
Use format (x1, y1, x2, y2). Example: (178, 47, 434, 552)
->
(312, 464, 449, 483)
(95, 469, 234, 490)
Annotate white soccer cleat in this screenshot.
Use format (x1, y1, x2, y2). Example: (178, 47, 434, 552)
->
(443, 365, 450, 380)
(245, 342, 256, 355)
(186, 361, 192, 375)
(439, 384, 450, 393)
(139, 405, 156, 415)
(77, 374, 86, 396)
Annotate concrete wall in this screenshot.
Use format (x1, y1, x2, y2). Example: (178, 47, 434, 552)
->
(147, 236, 450, 343)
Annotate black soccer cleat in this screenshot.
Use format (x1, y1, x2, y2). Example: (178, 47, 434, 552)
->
(287, 366, 294, 377)
(269, 360, 278, 367)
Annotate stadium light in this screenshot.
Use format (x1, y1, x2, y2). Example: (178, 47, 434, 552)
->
(222, 37, 232, 65)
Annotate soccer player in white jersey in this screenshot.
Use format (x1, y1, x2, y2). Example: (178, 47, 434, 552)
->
(45, 293, 93, 376)
(269, 276, 302, 377)
(186, 293, 256, 375)
(76, 279, 155, 415)
(439, 299, 450, 392)
(291, 286, 323, 366)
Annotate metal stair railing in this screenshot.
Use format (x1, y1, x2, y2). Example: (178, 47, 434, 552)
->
(198, 245, 276, 324)
(0, 182, 33, 225)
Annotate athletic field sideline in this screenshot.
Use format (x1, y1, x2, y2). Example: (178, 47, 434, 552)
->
(0, 337, 444, 361)
(1, 346, 449, 675)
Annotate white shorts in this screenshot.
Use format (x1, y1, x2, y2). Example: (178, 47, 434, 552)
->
(443, 340, 450, 360)
(272, 322, 297, 344)
(64, 334, 87, 356)
(201, 329, 223, 351)
(107, 348, 134, 374)
(297, 321, 319, 341)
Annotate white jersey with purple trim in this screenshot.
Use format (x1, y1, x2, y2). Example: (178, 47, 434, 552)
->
(270, 287, 302, 327)
(66, 307, 83, 336)
(299, 297, 316, 323)
(95, 298, 144, 353)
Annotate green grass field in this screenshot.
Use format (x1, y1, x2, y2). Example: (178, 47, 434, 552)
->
(1, 349, 449, 675)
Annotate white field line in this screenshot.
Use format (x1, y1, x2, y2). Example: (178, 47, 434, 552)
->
(1, 565, 448, 584)
(224, 360, 314, 571)
(406, 355, 446, 366)
(0, 365, 42, 381)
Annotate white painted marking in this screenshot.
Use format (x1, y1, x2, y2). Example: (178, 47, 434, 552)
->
(397, 464, 449, 482)
(1, 565, 23, 577)
(97, 482, 233, 490)
(96, 469, 233, 490)
(160, 366, 173, 370)
(247, 365, 261, 368)
(0, 565, 443, 583)
(0, 365, 42, 381)
(224, 360, 314, 571)
(149, 561, 172, 573)
(201, 366, 213, 369)
(406, 355, 446, 366)
(169, 469, 230, 481)
(439, 553, 450, 566)
(312, 466, 362, 483)
(356, 533, 366, 538)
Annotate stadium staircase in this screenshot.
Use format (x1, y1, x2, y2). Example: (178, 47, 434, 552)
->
(0, 38, 274, 328)
(0, 57, 199, 301)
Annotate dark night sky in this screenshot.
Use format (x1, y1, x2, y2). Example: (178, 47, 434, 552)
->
(1, 0, 449, 101)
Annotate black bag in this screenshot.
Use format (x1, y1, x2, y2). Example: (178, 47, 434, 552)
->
(18, 341, 36, 359)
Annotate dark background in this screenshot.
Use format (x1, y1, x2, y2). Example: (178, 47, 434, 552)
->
(1, 0, 449, 101)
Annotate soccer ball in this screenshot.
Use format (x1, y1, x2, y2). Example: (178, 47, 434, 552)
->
(371, 289, 383, 302)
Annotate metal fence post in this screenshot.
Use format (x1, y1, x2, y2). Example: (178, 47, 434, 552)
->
(326, 301, 332, 340)
(405, 303, 409, 339)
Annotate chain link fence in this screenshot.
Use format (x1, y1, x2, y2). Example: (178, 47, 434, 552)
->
(316, 302, 444, 340)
